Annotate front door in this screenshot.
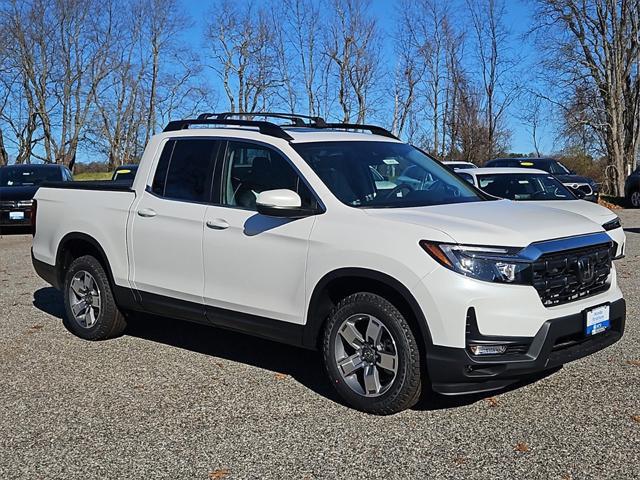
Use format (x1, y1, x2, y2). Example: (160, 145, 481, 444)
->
(202, 140, 318, 327)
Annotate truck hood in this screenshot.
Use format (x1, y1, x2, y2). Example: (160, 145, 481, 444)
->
(363, 199, 603, 247)
(532, 200, 615, 223)
(0, 185, 39, 201)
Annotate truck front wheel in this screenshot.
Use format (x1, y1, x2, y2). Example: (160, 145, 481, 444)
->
(62, 255, 127, 340)
(322, 292, 422, 415)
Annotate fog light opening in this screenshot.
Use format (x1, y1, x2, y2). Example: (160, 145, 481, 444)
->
(469, 344, 508, 356)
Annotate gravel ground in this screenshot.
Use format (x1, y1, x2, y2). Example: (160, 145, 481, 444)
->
(1, 212, 639, 480)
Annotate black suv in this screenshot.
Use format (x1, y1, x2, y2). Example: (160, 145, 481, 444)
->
(485, 158, 599, 202)
(625, 166, 640, 208)
(0, 164, 72, 230)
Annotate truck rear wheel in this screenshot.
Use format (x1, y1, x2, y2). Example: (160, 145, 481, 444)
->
(62, 255, 127, 340)
(322, 292, 422, 415)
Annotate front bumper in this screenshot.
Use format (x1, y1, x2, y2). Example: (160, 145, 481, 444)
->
(0, 206, 32, 226)
(427, 298, 625, 395)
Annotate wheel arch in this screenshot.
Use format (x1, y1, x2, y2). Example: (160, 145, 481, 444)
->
(303, 268, 432, 354)
(55, 232, 117, 291)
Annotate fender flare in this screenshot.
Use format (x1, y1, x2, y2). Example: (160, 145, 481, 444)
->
(302, 267, 433, 351)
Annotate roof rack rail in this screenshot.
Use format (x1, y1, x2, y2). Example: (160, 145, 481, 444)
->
(205, 111, 327, 127)
(163, 118, 294, 141)
(317, 123, 398, 140)
(164, 112, 398, 141)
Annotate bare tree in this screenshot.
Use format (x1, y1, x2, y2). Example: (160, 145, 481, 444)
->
(467, 0, 517, 162)
(532, 0, 640, 195)
(325, 0, 380, 123)
(206, 0, 282, 113)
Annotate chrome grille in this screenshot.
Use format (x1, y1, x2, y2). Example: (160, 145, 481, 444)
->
(532, 243, 612, 306)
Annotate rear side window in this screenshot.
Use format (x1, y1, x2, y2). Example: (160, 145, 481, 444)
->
(151, 139, 219, 202)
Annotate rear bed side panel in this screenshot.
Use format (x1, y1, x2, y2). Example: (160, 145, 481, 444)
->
(32, 188, 136, 288)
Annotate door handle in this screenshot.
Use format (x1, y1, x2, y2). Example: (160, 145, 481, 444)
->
(137, 208, 157, 218)
(206, 218, 229, 230)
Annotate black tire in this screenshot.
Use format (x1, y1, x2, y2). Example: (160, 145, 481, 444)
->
(322, 292, 422, 415)
(628, 189, 640, 208)
(62, 255, 127, 340)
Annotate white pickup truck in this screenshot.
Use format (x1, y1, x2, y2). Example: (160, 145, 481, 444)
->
(32, 113, 625, 414)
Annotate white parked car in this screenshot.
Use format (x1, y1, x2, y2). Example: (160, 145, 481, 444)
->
(443, 161, 477, 170)
(457, 167, 625, 258)
(31, 113, 625, 414)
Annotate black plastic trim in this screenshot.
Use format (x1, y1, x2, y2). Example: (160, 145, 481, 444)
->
(40, 181, 134, 192)
(303, 268, 432, 350)
(31, 251, 59, 289)
(429, 298, 626, 395)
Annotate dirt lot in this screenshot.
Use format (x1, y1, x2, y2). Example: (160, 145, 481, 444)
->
(1, 212, 639, 479)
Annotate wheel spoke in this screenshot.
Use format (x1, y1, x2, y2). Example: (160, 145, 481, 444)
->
(337, 353, 364, 377)
(363, 365, 381, 395)
(90, 294, 101, 310)
(70, 277, 84, 297)
(83, 272, 93, 290)
(377, 352, 398, 373)
(71, 299, 87, 317)
(339, 321, 365, 349)
(86, 306, 97, 327)
(365, 318, 383, 345)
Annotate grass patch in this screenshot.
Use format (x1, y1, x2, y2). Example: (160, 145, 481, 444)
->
(74, 171, 112, 181)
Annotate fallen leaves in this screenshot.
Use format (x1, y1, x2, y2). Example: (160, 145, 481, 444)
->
(625, 360, 640, 367)
(26, 324, 44, 334)
(561, 473, 573, 480)
(485, 397, 499, 408)
(514, 442, 530, 453)
(632, 415, 640, 423)
(208, 469, 230, 479)
(453, 454, 466, 465)
(274, 373, 288, 380)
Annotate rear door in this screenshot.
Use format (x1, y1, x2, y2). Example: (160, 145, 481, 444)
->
(129, 138, 220, 316)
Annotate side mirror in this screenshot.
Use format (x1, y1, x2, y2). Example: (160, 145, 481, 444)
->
(256, 189, 318, 218)
(569, 186, 586, 199)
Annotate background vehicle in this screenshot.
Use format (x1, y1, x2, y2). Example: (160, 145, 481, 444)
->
(0, 164, 72, 230)
(624, 166, 640, 208)
(31, 113, 625, 415)
(461, 168, 625, 257)
(111, 165, 139, 184)
(443, 161, 477, 170)
(485, 157, 599, 202)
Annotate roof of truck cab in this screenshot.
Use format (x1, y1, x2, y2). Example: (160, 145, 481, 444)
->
(157, 126, 401, 143)
(470, 167, 549, 176)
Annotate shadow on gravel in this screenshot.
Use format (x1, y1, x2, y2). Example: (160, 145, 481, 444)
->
(33, 286, 558, 412)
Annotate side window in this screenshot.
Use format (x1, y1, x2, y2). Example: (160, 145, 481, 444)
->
(151, 139, 218, 202)
(222, 141, 314, 211)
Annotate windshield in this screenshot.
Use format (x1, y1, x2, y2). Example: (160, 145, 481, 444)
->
(0, 166, 62, 186)
(293, 141, 483, 208)
(519, 159, 570, 175)
(476, 173, 575, 201)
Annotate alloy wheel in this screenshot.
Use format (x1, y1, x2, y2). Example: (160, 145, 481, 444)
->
(632, 191, 640, 208)
(334, 314, 399, 397)
(68, 270, 101, 328)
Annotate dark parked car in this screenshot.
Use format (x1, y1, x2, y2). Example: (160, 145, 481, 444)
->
(0, 164, 72, 229)
(485, 158, 600, 202)
(111, 165, 138, 183)
(625, 166, 640, 208)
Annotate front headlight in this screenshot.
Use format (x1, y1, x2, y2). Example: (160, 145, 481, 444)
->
(420, 241, 530, 284)
(602, 217, 621, 231)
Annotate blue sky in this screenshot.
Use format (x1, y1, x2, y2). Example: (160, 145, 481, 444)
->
(180, 0, 552, 154)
